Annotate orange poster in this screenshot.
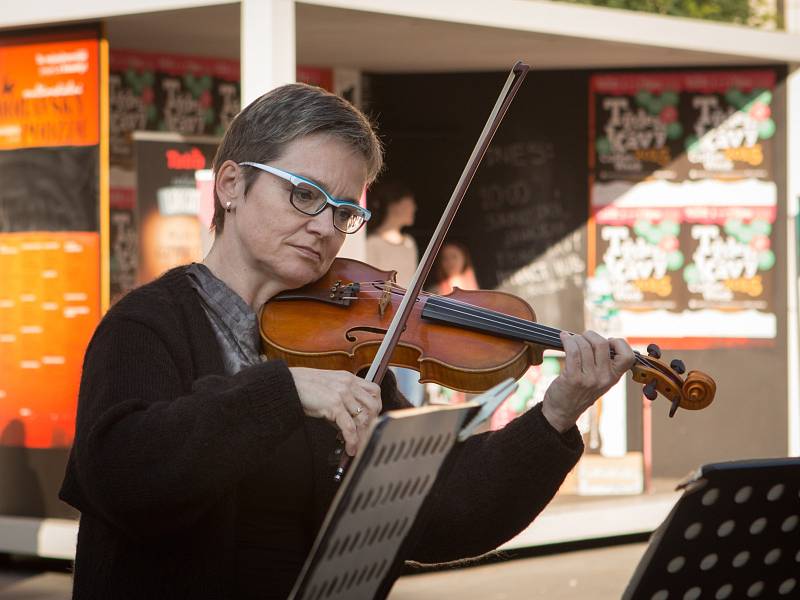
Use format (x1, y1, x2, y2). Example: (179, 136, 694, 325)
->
(0, 30, 99, 150)
(0, 232, 100, 448)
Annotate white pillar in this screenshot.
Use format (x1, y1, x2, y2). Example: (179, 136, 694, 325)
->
(787, 0, 800, 35)
(786, 7, 800, 457)
(334, 68, 367, 262)
(787, 63, 800, 456)
(240, 0, 296, 106)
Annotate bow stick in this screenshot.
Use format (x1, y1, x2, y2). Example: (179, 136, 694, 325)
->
(334, 61, 530, 482)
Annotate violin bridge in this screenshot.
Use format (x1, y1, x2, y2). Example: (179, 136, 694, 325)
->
(379, 282, 392, 316)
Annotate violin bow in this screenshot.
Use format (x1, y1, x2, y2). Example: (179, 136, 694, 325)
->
(334, 61, 530, 482)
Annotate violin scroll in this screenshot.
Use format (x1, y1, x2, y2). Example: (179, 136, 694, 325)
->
(630, 343, 716, 418)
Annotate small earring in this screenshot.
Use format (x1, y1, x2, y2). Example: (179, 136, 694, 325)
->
(225, 201, 232, 213)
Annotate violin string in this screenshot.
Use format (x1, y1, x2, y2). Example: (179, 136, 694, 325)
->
(427, 296, 661, 373)
(374, 282, 569, 346)
(388, 283, 660, 372)
(352, 281, 668, 376)
(427, 297, 564, 346)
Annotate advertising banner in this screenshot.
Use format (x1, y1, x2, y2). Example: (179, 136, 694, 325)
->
(0, 30, 100, 150)
(0, 232, 100, 449)
(0, 28, 102, 456)
(110, 50, 240, 166)
(590, 70, 777, 348)
(134, 134, 218, 284)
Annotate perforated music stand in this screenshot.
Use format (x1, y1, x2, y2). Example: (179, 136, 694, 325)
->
(288, 379, 516, 600)
(287, 403, 471, 600)
(623, 458, 800, 600)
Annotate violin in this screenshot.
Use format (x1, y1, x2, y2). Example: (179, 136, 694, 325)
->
(260, 257, 716, 417)
(263, 61, 714, 482)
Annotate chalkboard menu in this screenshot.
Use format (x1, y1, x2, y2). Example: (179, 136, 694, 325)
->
(365, 70, 588, 334)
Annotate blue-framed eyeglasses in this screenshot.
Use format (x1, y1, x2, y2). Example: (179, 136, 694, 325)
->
(239, 162, 371, 234)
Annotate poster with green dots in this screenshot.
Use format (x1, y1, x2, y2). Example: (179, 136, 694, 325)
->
(590, 70, 777, 348)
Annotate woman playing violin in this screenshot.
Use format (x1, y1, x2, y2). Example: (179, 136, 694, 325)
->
(60, 83, 635, 600)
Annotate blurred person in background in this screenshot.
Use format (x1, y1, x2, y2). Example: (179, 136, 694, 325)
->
(427, 241, 480, 404)
(430, 240, 479, 296)
(366, 180, 424, 405)
(365, 180, 418, 287)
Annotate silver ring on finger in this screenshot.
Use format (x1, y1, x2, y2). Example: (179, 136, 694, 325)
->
(352, 405, 363, 417)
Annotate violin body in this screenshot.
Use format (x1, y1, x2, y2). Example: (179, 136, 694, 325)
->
(260, 258, 544, 393)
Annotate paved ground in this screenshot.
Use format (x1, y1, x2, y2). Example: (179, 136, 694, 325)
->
(0, 542, 648, 599)
(390, 543, 647, 599)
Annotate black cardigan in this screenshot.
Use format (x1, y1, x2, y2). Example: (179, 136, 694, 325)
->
(59, 266, 583, 599)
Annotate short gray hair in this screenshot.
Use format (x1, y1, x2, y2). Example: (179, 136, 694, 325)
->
(212, 83, 383, 232)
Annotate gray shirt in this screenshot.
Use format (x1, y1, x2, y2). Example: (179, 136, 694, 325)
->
(186, 263, 263, 375)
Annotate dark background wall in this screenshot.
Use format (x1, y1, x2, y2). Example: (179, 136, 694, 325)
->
(365, 67, 788, 478)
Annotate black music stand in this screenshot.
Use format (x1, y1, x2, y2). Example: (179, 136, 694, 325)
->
(623, 458, 800, 600)
(288, 380, 516, 600)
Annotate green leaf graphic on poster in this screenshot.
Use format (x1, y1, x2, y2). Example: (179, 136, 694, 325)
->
(645, 228, 663, 244)
(199, 75, 212, 91)
(743, 89, 771, 110)
(683, 263, 699, 284)
(510, 378, 534, 413)
(661, 220, 680, 236)
(685, 135, 700, 152)
(184, 74, 206, 99)
(634, 220, 652, 238)
(725, 88, 745, 109)
(635, 220, 678, 244)
(596, 137, 612, 156)
(661, 90, 679, 106)
(758, 250, 776, 271)
(146, 104, 157, 123)
(125, 68, 140, 92)
(724, 219, 743, 237)
(666, 122, 683, 140)
(667, 250, 684, 271)
(751, 219, 772, 236)
(635, 90, 652, 107)
(646, 97, 663, 116)
(758, 118, 776, 140)
(542, 357, 561, 377)
(737, 226, 755, 243)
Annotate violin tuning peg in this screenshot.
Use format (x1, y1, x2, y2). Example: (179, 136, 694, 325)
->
(646, 343, 662, 359)
(669, 397, 680, 418)
(643, 381, 658, 401)
(669, 358, 686, 375)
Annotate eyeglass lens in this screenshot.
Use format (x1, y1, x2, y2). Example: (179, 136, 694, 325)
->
(290, 182, 364, 233)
